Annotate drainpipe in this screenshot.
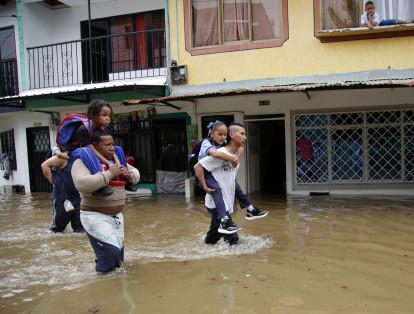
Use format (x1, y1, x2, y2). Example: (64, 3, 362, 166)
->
(175, 0, 179, 63)
(164, 0, 171, 95)
(88, 0, 93, 83)
(15, 0, 27, 91)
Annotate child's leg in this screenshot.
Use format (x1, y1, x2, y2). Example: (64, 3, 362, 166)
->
(204, 207, 222, 245)
(205, 172, 228, 220)
(236, 182, 269, 220)
(223, 214, 239, 245)
(70, 199, 84, 233)
(50, 196, 71, 232)
(235, 181, 253, 210)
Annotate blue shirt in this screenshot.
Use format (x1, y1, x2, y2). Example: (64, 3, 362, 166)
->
(198, 138, 222, 160)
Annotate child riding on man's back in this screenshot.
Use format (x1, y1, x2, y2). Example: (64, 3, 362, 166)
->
(196, 121, 268, 235)
(56, 100, 136, 196)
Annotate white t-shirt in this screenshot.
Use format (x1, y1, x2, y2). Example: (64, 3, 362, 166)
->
(361, 12, 380, 26)
(199, 147, 239, 214)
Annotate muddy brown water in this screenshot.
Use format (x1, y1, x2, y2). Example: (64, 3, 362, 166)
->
(0, 192, 413, 313)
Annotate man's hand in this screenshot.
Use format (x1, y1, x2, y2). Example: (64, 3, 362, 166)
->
(108, 163, 121, 177)
(119, 166, 131, 181)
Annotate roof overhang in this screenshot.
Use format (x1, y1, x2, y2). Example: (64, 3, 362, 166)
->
(0, 98, 24, 114)
(124, 78, 414, 106)
(20, 76, 167, 100)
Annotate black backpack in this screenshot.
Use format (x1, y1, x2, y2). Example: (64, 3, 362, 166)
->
(188, 138, 214, 175)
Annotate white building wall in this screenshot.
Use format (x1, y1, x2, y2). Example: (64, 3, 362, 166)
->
(21, 0, 164, 90)
(0, 111, 53, 193)
(21, 0, 164, 46)
(0, 2, 21, 92)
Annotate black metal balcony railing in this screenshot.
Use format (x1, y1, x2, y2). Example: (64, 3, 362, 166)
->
(0, 59, 19, 97)
(27, 29, 166, 89)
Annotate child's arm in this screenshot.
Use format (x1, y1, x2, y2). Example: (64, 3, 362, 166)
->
(194, 162, 214, 194)
(367, 14, 378, 28)
(230, 146, 245, 167)
(54, 146, 70, 160)
(119, 164, 140, 184)
(87, 144, 110, 166)
(208, 148, 238, 163)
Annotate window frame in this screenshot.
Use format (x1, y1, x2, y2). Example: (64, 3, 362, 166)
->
(80, 9, 166, 73)
(0, 129, 17, 171)
(313, 0, 414, 43)
(184, 0, 289, 55)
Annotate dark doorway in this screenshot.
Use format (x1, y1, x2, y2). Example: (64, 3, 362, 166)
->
(201, 115, 234, 138)
(153, 118, 188, 172)
(0, 26, 18, 97)
(247, 119, 286, 193)
(81, 20, 110, 83)
(26, 127, 52, 192)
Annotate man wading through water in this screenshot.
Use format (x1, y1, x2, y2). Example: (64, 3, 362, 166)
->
(194, 123, 258, 245)
(71, 130, 140, 273)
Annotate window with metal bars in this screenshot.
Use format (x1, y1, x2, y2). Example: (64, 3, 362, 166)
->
(294, 109, 414, 184)
(0, 129, 17, 170)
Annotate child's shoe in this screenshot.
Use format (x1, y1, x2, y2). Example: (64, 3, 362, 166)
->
(245, 207, 268, 220)
(125, 182, 137, 192)
(63, 199, 75, 212)
(92, 186, 113, 197)
(218, 218, 241, 234)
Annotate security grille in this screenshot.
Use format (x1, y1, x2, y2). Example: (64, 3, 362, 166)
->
(296, 128, 328, 183)
(294, 108, 414, 184)
(33, 131, 51, 152)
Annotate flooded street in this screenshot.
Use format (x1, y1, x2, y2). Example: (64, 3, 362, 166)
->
(0, 192, 414, 314)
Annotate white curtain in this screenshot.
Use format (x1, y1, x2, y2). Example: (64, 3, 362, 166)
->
(252, 0, 281, 40)
(374, 0, 414, 22)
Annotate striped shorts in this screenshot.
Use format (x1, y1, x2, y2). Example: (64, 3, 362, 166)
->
(80, 210, 124, 273)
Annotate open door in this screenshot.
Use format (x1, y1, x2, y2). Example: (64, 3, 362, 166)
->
(246, 118, 286, 194)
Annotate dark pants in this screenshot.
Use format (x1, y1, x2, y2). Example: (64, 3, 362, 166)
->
(86, 233, 124, 273)
(205, 207, 239, 245)
(50, 173, 83, 233)
(204, 172, 251, 220)
(49, 191, 83, 232)
(49, 197, 83, 233)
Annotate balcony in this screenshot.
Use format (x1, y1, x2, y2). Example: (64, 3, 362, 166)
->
(0, 59, 19, 97)
(26, 28, 166, 90)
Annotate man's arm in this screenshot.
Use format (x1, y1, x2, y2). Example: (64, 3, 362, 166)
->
(196, 155, 223, 194)
(41, 156, 66, 184)
(71, 159, 119, 193)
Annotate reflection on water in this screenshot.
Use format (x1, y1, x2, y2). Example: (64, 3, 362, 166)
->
(0, 192, 414, 313)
